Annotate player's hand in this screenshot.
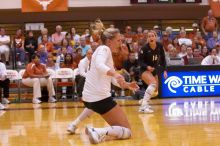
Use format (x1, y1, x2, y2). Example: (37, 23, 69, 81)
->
(127, 82, 139, 92)
(164, 71, 168, 79)
(147, 66, 155, 72)
(114, 73, 125, 86)
(44, 74, 50, 78)
(122, 81, 139, 92)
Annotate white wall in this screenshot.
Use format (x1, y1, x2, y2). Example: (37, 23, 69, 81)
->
(0, 0, 208, 9)
(69, 0, 130, 7)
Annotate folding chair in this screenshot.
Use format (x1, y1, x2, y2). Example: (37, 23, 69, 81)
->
(46, 68, 56, 79)
(5, 70, 21, 102)
(54, 68, 75, 100)
(72, 68, 79, 99)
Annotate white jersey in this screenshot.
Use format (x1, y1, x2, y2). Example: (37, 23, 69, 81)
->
(82, 45, 114, 102)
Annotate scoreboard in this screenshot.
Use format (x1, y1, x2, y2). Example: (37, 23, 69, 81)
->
(130, 0, 202, 3)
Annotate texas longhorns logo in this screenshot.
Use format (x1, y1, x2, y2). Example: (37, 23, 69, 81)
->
(35, 0, 54, 11)
(212, 0, 220, 2)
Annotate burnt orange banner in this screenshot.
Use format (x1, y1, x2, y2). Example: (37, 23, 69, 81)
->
(22, 0, 68, 12)
(209, 0, 220, 17)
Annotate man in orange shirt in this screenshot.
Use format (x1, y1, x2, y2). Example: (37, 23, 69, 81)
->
(201, 9, 218, 41)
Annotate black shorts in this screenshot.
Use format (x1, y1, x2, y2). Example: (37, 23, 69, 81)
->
(83, 97, 117, 115)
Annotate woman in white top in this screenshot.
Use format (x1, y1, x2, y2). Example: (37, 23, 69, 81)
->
(70, 28, 138, 144)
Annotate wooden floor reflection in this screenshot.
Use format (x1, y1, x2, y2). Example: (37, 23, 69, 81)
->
(1, 97, 220, 146)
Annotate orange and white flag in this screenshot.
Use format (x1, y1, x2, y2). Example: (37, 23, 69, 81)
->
(209, 0, 220, 17)
(22, 0, 68, 12)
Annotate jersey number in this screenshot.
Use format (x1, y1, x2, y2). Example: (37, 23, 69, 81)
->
(152, 55, 158, 61)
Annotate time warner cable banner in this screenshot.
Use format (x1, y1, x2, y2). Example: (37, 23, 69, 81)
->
(161, 71, 220, 97)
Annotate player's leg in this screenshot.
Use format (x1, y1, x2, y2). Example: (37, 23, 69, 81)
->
(67, 108, 94, 134)
(85, 98, 131, 144)
(139, 71, 157, 113)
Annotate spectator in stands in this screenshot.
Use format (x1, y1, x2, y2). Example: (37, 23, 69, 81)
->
(22, 54, 56, 104)
(178, 43, 187, 58)
(60, 39, 74, 55)
(201, 48, 220, 65)
(188, 23, 199, 40)
(79, 36, 91, 57)
(201, 9, 218, 41)
(56, 47, 68, 68)
(65, 32, 75, 49)
(193, 48, 204, 60)
(60, 53, 75, 99)
(201, 46, 209, 57)
(46, 53, 57, 70)
(13, 29, 25, 66)
(216, 43, 220, 57)
(136, 26, 144, 41)
(123, 51, 139, 82)
(73, 47, 83, 67)
(178, 29, 193, 47)
(82, 29, 91, 45)
(61, 53, 75, 69)
(192, 48, 204, 65)
(179, 26, 185, 32)
(109, 24, 115, 28)
(75, 49, 93, 98)
(38, 28, 52, 44)
(166, 44, 184, 66)
(192, 31, 206, 50)
(0, 28, 10, 65)
(153, 25, 162, 41)
(39, 35, 54, 54)
(70, 27, 80, 46)
(84, 29, 90, 36)
(25, 31, 38, 63)
(165, 26, 175, 40)
(124, 26, 136, 44)
(207, 31, 220, 50)
(142, 29, 149, 45)
(51, 25, 65, 50)
(161, 31, 172, 52)
(182, 46, 194, 65)
(178, 29, 187, 39)
(131, 42, 140, 59)
(173, 38, 180, 52)
(37, 44, 48, 64)
(0, 61, 10, 110)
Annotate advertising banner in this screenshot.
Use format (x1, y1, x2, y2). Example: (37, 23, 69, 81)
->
(22, 0, 68, 12)
(161, 70, 220, 97)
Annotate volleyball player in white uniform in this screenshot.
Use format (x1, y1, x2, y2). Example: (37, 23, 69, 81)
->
(69, 28, 139, 144)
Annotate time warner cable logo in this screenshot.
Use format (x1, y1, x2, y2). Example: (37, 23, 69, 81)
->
(164, 76, 183, 93)
(164, 75, 220, 94)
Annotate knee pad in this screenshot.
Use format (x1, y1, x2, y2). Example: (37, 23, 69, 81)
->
(146, 84, 156, 95)
(119, 127, 132, 139)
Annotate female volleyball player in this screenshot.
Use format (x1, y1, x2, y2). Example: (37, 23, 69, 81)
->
(69, 28, 139, 144)
(138, 30, 167, 113)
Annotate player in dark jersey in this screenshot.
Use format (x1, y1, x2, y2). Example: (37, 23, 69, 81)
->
(138, 30, 168, 113)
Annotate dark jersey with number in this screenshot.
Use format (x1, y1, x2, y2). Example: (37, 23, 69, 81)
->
(139, 42, 167, 73)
